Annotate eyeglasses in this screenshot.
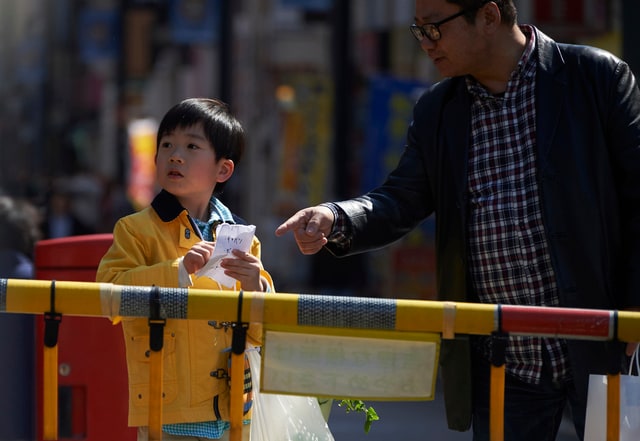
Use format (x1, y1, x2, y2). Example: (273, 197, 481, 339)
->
(410, 9, 467, 42)
(410, 1, 489, 43)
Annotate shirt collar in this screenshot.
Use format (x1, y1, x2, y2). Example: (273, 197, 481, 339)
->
(207, 196, 235, 224)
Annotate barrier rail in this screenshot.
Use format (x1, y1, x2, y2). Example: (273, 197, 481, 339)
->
(1, 278, 638, 441)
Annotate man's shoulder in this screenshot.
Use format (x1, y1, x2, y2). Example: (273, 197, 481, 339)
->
(535, 26, 623, 72)
(558, 41, 622, 66)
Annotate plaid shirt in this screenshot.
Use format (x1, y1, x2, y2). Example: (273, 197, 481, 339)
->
(466, 26, 570, 385)
(327, 26, 571, 386)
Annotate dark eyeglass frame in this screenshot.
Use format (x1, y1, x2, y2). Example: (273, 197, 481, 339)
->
(410, 9, 467, 42)
(410, 1, 490, 42)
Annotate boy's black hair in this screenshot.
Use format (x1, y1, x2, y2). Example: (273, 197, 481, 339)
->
(156, 98, 245, 194)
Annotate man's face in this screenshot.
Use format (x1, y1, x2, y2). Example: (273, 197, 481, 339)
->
(414, 0, 485, 78)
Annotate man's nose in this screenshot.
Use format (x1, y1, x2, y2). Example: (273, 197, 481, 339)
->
(420, 38, 436, 51)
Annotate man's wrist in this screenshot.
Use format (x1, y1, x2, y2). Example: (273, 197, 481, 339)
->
(319, 202, 352, 249)
(319, 202, 338, 237)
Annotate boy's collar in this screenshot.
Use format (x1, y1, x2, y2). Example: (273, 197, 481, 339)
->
(151, 190, 184, 222)
(151, 189, 236, 224)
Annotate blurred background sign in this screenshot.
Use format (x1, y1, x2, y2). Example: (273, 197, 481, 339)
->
(127, 118, 157, 211)
(533, 0, 610, 35)
(170, 0, 220, 44)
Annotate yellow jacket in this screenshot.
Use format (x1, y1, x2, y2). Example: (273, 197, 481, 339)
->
(96, 191, 273, 426)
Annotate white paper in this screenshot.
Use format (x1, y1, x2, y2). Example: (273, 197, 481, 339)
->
(195, 223, 256, 287)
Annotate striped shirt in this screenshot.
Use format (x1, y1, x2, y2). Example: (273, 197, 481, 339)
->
(466, 26, 570, 385)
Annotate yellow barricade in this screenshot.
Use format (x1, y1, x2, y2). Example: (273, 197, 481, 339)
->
(0, 278, 638, 441)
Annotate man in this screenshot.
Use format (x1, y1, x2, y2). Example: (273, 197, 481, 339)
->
(275, 1, 640, 440)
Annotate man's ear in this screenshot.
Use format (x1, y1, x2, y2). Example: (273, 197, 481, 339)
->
(217, 159, 234, 183)
(480, 1, 501, 33)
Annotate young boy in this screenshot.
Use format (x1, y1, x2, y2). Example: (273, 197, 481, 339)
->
(96, 98, 273, 441)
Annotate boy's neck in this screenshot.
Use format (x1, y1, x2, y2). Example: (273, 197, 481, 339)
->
(178, 195, 211, 222)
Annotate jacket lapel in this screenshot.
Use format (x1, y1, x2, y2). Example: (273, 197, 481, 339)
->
(535, 28, 567, 164)
(442, 81, 472, 212)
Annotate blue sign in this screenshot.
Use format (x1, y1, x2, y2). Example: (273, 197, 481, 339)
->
(170, 0, 219, 44)
(78, 9, 120, 63)
(279, 0, 332, 12)
(362, 75, 429, 193)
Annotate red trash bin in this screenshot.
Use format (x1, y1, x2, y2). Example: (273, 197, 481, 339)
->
(34, 234, 135, 441)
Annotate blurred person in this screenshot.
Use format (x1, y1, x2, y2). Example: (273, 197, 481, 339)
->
(66, 168, 105, 229)
(42, 185, 95, 238)
(0, 195, 41, 277)
(97, 98, 274, 441)
(275, 1, 640, 440)
(0, 195, 42, 440)
(99, 178, 135, 233)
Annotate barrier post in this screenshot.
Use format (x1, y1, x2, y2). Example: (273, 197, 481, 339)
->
(230, 291, 248, 441)
(42, 344, 58, 440)
(148, 286, 165, 441)
(606, 337, 622, 441)
(606, 373, 620, 441)
(42, 280, 62, 440)
(489, 331, 507, 441)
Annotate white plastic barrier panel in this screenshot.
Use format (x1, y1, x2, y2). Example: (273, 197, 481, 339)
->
(261, 328, 440, 400)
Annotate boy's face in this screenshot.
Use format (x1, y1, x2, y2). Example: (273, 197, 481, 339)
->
(155, 123, 233, 207)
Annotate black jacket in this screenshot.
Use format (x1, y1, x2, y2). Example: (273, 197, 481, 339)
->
(328, 27, 640, 430)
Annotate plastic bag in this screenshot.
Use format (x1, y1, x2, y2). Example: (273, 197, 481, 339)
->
(584, 347, 640, 441)
(247, 347, 335, 441)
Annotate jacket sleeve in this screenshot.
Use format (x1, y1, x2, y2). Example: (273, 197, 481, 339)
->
(96, 217, 181, 288)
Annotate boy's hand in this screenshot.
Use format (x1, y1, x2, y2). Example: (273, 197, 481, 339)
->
(183, 241, 216, 274)
(220, 249, 263, 291)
